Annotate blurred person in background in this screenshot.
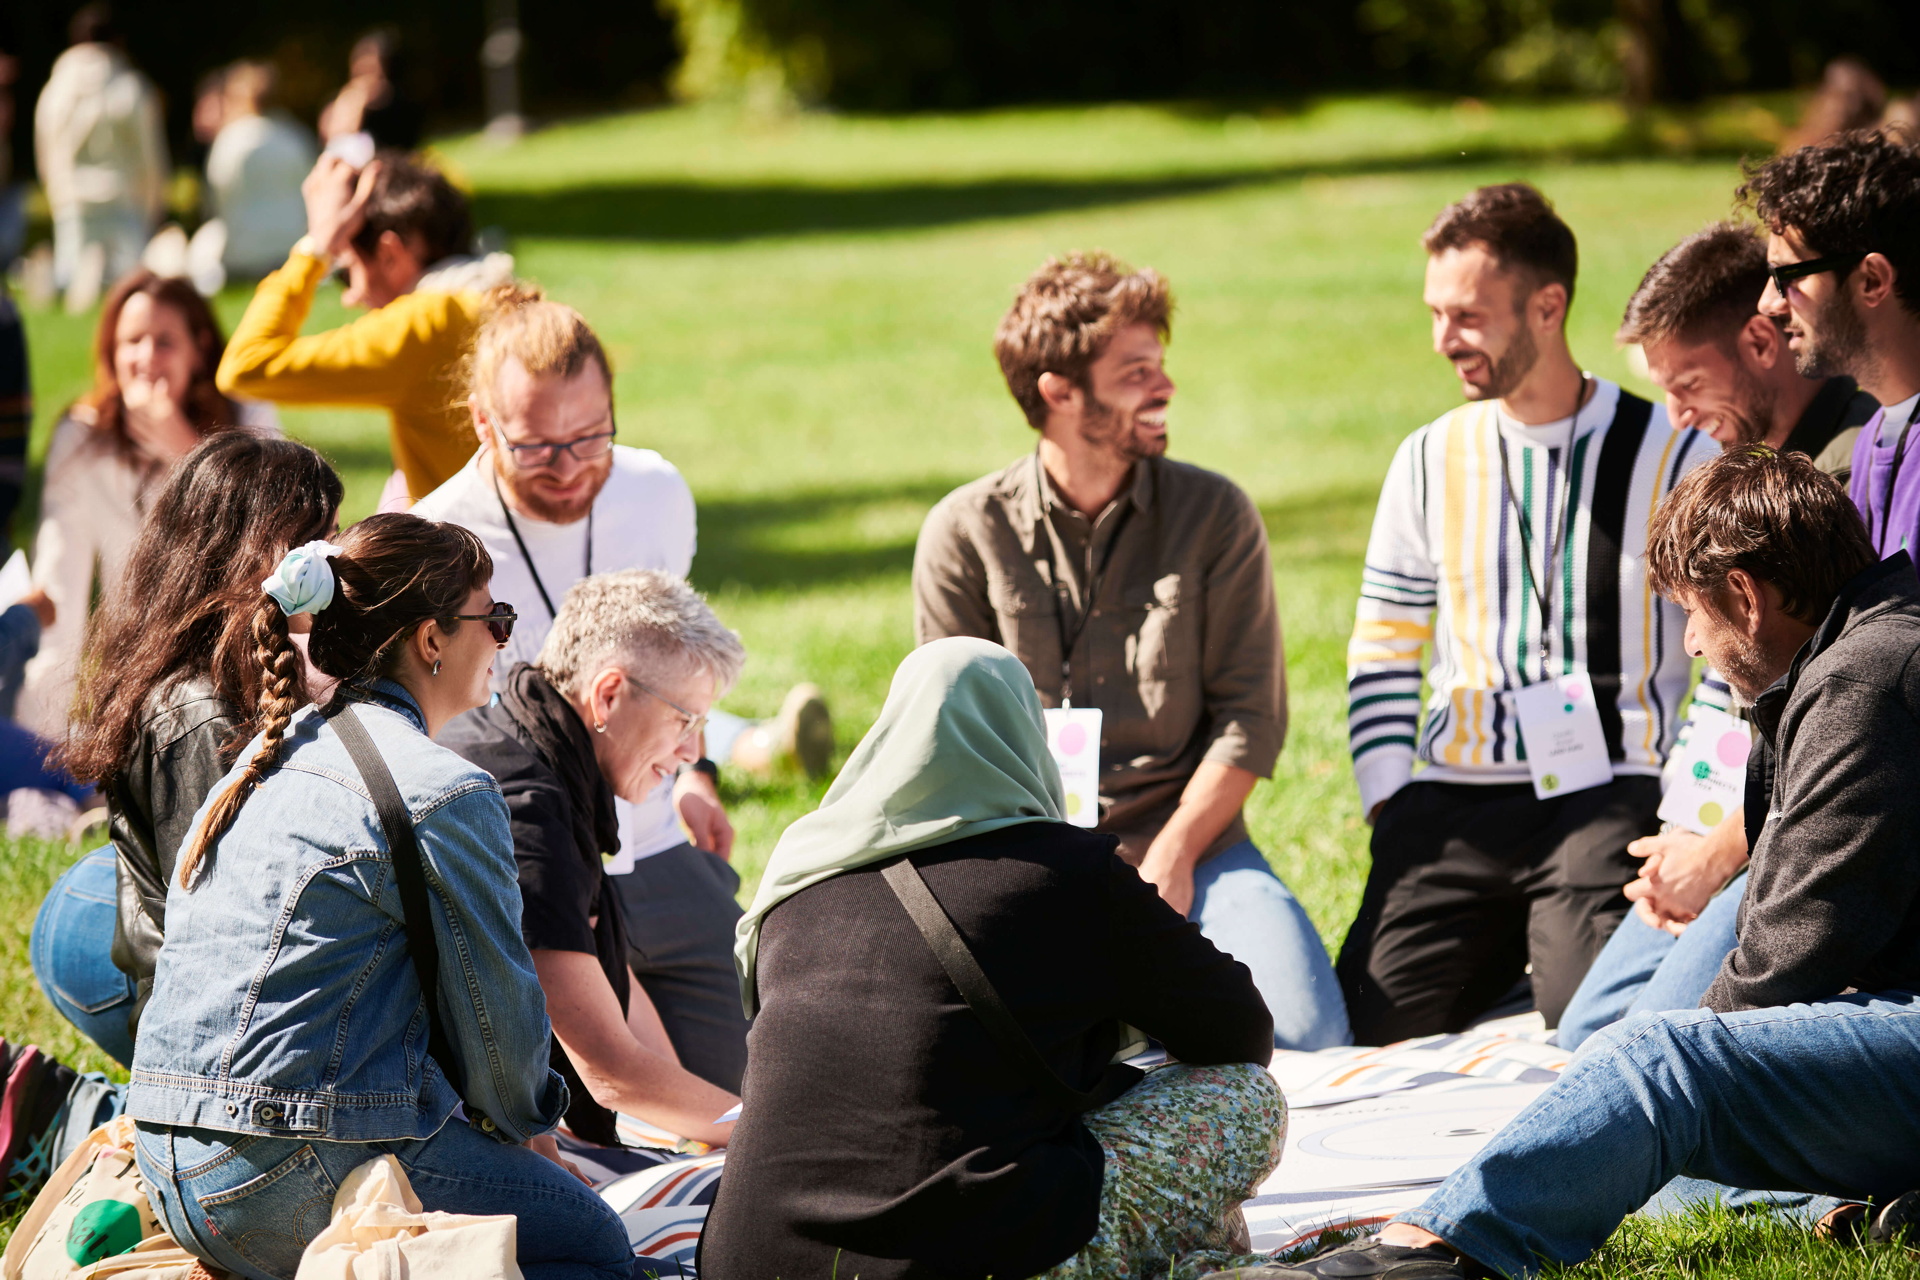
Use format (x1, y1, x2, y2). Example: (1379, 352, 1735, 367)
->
(33, 5, 168, 312)
(184, 60, 316, 293)
(218, 151, 511, 507)
(319, 29, 425, 153)
(20, 271, 281, 742)
(37, 435, 341, 1067)
(1556, 221, 1882, 1051)
(0, 47, 24, 555)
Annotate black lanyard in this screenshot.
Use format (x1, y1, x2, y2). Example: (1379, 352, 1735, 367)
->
(491, 469, 591, 621)
(1033, 452, 1133, 708)
(1495, 375, 1588, 681)
(1876, 398, 1920, 552)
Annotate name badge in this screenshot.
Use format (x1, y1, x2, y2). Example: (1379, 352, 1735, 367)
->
(1512, 672, 1613, 801)
(1656, 706, 1752, 834)
(1044, 706, 1102, 828)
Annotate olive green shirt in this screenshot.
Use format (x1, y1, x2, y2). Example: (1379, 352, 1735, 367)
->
(912, 453, 1286, 865)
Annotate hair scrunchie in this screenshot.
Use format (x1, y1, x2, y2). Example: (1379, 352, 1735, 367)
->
(261, 540, 346, 616)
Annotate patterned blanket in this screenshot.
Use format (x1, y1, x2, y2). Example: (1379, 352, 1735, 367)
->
(604, 1015, 1566, 1274)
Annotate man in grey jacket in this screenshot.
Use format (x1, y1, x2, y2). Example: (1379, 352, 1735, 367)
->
(1258, 448, 1920, 1280)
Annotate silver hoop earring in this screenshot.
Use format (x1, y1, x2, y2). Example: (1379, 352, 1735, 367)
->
(431, 660, 442, 676)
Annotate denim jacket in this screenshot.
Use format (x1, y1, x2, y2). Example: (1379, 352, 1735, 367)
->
(126, 682, 568, 1144)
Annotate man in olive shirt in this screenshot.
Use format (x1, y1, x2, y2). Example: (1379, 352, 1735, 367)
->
(913, 251, 1349, 1048)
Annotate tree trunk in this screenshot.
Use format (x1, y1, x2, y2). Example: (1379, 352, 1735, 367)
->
(1618, 0, 1704, 105)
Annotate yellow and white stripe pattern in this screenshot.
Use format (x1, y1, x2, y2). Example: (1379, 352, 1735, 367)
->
(1348, 379, 1712, 814)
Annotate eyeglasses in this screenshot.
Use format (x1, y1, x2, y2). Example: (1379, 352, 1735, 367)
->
(1767, 252, 1868, 298)
(623, 676, 707, 743)
(447, 602, 518, 647)
(491, 423, 617, 470)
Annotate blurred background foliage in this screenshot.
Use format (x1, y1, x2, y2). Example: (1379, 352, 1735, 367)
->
(5, 0, 1920, 173)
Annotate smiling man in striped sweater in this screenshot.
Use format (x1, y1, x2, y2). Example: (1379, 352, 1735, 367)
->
(1339, 184, 1715, 1044)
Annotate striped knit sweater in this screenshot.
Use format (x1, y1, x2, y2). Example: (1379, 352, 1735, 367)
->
(1348, 379, 1720, 813)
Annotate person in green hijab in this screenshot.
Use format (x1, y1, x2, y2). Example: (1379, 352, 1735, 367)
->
(701, 637, 1288, 1280)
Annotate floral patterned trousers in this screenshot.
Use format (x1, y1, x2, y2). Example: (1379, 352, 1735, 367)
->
(1037, 1061, 1287, 1280)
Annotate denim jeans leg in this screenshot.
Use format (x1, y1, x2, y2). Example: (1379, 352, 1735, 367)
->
(389, 1119, 635, 1280)
(1188, 841, 1352, 1050)
(31, 847, 137, 1066)
(1395, 993, 1920, 1278)
(1555, 911, 1675, 1051)
(138, 1119, 635, 1280)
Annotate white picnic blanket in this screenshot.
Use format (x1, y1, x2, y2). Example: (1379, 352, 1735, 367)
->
(600, 1016, 1568, 1272)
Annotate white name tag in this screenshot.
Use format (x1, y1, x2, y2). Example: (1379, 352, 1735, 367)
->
(1044, 706, 1102, 828)
(1512, 672, 1613, 801)
(1657, 706, 1752, 834)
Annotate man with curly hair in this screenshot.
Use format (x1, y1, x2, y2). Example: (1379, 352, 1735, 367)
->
(912, 252, 1349, 1050)
(1742, 127, 1920, 557)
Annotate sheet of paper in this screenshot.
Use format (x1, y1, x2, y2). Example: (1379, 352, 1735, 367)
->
(1044, 706, 1102, 828)
(0, 551, 31, 613)
(1512, 672, 1613, 800)
(1658, 706, 1752, 834)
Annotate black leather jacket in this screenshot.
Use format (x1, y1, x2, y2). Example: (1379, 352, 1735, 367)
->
(108, 677, 244, 1040)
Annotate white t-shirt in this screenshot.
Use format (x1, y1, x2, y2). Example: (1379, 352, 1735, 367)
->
(413, 445, 698, 867)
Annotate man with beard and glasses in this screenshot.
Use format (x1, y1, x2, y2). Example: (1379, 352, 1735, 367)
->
(1741, 128, 1920, 560)
(1554, 221, 1882, 1051)
(912, 251, 1349, 1049)
(413, 290, 757, 1092)
(1340, 184, 1713, 1046)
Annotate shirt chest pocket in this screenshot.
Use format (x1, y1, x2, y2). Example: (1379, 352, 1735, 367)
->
(1124, 573, 1191, 682)
(987, 575, 1061, 677)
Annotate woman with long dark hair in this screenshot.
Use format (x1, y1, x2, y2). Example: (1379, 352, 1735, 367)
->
(127, 514, 633, 1280)
(19, 269, 279, 737)
(33, 433, 342, 1066)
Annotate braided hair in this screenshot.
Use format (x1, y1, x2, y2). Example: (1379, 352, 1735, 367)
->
(175, 513, 492, 888)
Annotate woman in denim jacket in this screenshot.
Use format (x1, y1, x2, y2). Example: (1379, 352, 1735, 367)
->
(126, 513, 634, 1280)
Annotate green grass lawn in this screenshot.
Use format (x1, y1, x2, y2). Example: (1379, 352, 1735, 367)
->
(12, 94, 1916, 1274)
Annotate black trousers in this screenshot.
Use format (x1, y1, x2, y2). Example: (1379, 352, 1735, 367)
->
(613, 842, 752, 1093)
(1335, 776, 1660, 1046)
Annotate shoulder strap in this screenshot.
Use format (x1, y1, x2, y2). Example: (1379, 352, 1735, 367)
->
(881, 857, 1134, 1116)
(328, 702, 467, 1097)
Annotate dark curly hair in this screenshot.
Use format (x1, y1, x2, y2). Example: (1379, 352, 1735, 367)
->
(349, 152, 472, 266)
(1738, 127, 1920, 319)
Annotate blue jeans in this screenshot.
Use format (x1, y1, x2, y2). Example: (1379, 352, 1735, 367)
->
(1556, 872, 1746, 1050)
(134, 1118, 635, 1280)
(31, 847, 137, 1066)
(1190, 840, 1351, 1050)
(1396, 993, 1920, 1277)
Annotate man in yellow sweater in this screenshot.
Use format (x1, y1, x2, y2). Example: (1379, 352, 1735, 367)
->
(216, 151, 513, 505)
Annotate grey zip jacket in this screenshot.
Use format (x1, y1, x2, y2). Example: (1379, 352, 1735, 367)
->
(1706, 552, 1920, 1012)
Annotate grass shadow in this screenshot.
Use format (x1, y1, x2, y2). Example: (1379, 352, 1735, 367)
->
(689, 478, 960, 594)
(472, 135, 1756, 244)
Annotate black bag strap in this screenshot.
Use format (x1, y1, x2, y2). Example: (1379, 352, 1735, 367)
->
(328, 702, 467, 1097)
(881, 856, 1135, 1116)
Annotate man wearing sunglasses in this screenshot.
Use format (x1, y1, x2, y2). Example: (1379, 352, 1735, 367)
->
(1742, 128, 1920, 559)
(414, 296, 756, 1093)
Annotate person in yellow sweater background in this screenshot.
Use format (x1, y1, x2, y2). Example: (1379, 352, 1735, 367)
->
(216, 150, 514, 507)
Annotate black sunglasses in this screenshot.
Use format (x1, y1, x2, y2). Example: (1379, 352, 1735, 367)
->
(447, 602, 517, 647)
(1768, 252, 1868, 297)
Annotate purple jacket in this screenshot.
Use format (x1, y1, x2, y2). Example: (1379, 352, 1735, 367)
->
(1851, 401, 1920, 558)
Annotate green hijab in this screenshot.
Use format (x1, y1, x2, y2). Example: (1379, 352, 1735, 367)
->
(734, 637, 1065, 1015)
